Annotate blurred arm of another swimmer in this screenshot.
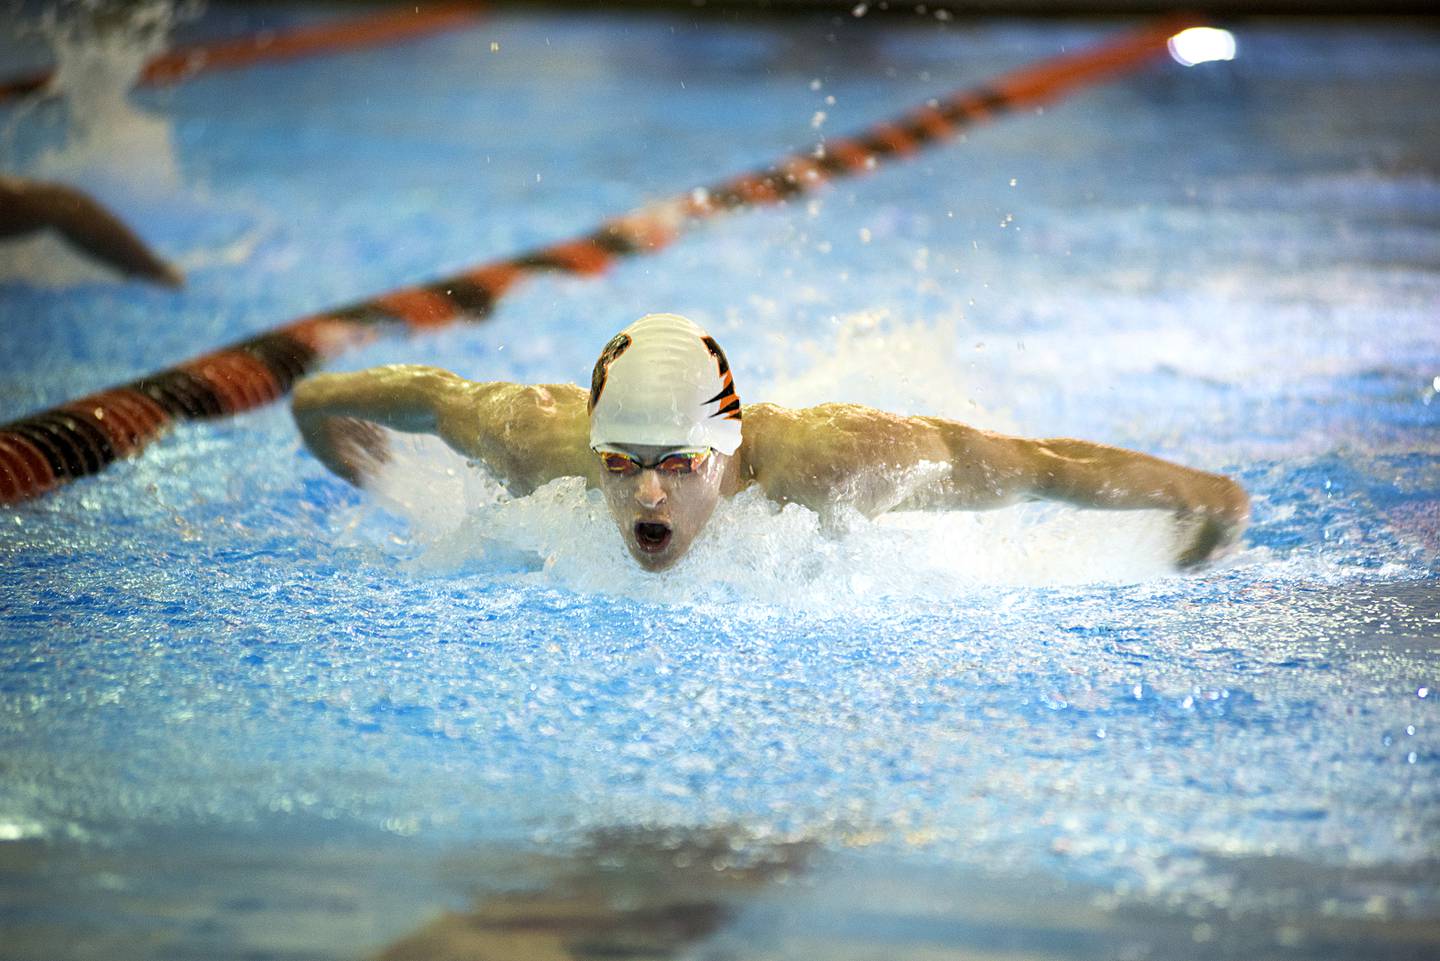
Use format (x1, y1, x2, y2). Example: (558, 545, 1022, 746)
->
(0, 174, 183, 287)
(292, 362, 1248, 571)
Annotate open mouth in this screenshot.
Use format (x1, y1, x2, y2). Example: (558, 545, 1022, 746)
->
(633, 521, 673, 553)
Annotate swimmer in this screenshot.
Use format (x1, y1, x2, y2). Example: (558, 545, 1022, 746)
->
(0, 174, 182, 287)
(292, 312, 1248, 571)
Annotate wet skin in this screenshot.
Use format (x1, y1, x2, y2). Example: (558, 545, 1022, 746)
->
(595, 444, 732, 572)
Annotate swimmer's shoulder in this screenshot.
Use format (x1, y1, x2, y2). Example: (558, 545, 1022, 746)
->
(454, 381, 593, 492)
(738, 401, 974, 508)
(738, 402, 901, 502)
(740, 400, 924, 451)
(463, 380, 587, 416)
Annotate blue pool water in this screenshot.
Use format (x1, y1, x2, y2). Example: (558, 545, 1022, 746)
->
(1, 4, 1438, 958)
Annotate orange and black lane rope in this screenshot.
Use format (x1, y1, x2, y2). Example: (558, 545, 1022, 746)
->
(0, 16, 1199, 505)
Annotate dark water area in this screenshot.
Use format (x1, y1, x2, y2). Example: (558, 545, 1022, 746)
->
(6, 819, 1440, 960)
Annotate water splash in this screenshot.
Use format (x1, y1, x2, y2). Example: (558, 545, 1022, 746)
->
(756, 308, 1018, 432)
(20, 0, 188, 190)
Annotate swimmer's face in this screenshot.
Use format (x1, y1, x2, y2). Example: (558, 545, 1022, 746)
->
(595, 444, 727, 572)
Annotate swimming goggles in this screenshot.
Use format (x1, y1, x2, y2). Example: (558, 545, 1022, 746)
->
(593, 447, 713, 476)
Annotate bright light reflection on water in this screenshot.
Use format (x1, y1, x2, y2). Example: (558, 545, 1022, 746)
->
(1168, 27, 1238, 68)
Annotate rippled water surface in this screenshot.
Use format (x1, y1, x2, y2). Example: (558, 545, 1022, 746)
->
(1, 5, 1437, 959)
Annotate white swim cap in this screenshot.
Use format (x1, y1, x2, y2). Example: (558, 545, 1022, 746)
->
(588, 313, 743, 455)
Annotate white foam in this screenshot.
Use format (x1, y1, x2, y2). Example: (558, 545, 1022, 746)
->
(755, 308, 1018, 432)
(27, 0, 184, 191)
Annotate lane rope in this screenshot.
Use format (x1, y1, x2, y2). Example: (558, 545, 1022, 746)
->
(0, 16, 1198, 505)
(0, 3, 486, 102)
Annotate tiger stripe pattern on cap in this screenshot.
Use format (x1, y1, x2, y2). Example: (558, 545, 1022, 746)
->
(701, 335, 741, 422)
(589, 333, 633, 412)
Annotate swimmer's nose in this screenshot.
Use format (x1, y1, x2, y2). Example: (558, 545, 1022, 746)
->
(634, 470, 666, 510)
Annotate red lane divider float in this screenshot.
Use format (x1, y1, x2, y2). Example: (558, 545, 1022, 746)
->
(0, 2, 486, 102)
(0, 16, 1199, 505)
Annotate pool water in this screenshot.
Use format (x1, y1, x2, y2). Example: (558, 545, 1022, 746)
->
(2, 4, 1438, 959)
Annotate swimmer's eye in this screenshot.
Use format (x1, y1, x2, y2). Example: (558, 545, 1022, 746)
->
(599, 451, 642, 475)
(653, 450, 711, 474)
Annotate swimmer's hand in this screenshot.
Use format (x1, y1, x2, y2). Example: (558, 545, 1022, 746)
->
(1173, 498, 1249, 569)
(292, 373, 398, 485)
(305, 414, 389, 486)
(0, 174, 183, 287)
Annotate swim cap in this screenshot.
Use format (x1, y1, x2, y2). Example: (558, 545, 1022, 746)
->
(588, 313, 743, 456)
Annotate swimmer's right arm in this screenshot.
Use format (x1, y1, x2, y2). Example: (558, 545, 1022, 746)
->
(291, 366, 485, 485)
(292, 366, 594, 492)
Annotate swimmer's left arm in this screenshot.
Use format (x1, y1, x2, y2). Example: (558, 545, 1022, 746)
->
(925, 421, 1250, 567)
(770, 406, 1247, 567)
